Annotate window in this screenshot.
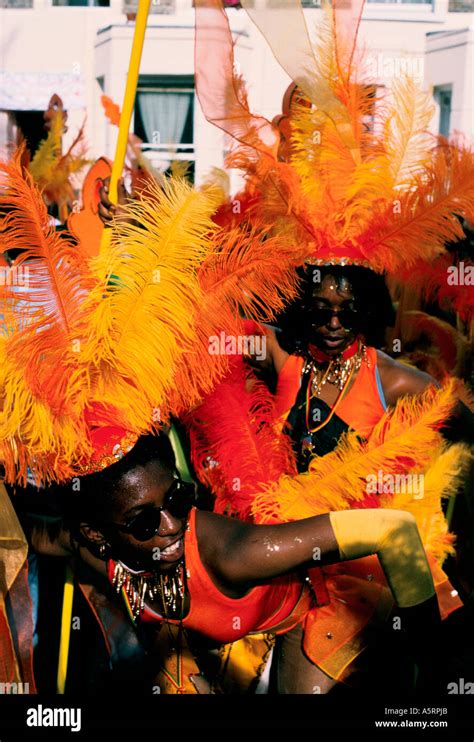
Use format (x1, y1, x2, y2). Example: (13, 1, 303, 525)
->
(433, 85, 452, 137)
(52, 0, 110, 6)
(123, 0, 175, 14)
(11, 111, 45, 156)
(134, 76, 195, 180)
(0, 0, 33, 7)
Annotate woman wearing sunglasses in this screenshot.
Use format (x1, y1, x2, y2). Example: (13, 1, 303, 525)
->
(222, 263, 470, 694)
(29, 431, 442, 695)
(270, 263, 435, 471)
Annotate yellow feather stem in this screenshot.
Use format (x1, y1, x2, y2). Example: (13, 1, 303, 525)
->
(81, 178, 222, 428)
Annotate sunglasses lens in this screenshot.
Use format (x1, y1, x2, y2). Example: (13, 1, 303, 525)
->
(122, 480, 195, 541)
(310, 308, 358, 329)
(128, 510, 162, 541)
(310, 309, 332, 327)
(166, 481, 195, 519)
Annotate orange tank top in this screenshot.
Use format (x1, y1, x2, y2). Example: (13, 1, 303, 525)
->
(275, 346, 387, 438)
(109, 507, 312, 642)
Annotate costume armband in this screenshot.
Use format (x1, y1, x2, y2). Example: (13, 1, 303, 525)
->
(329, 509, 435, 608)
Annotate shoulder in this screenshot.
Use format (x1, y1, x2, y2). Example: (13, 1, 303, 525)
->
(194, 509, 253, 591)
(375, 349, 439, 407)
(195, 510, 250, 562)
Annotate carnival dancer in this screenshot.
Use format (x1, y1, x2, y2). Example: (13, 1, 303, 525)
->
(185, 0, 474, 692)
(27, 430, 443, 695)
(0, 140, 451, 695)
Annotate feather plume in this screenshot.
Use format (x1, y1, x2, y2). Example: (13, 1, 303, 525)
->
(101, 95, 121, 127)
(0, 145, 94, 417)
(168, 219, 308, 415)
(29, 112, 89, 212)
(0, 330, 90, 486)
(251, 381, 458, 524)
(185, 358, 296, 520)
(401, 310, 466, 375)
(81, 177, 223, 427)
(29, 110, 63, 184)
(356, 142, 474, 272)
(379, 443, 470, 563)
(383, 76, 436, 190)
(396, 254, 474, 323)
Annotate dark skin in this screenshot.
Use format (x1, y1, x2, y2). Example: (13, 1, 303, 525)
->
(265, 273, 439, 409)
(36, 460, 339, 604)
(97, 177, 130, 225)
(31, 459, 441, 694)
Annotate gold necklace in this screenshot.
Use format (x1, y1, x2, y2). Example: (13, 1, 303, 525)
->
(112, 559, 185, 620)
(304, 341, 369, 397)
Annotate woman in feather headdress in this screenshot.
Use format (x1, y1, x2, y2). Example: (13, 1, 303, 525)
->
(0, 141, 453, 697)
(185, 0, 474, 692)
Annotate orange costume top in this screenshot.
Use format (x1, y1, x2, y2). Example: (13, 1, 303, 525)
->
(108, 507, 313, 644)
(275, 346, 386, 437)
(272, 346, 461, 679)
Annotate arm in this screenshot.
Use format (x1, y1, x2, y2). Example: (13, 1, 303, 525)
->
(376, 350, 439, 407)
(199, 508, 435, 609)
(28, 517, 107, 577)
(98, 176, 132, 226)
(378, 350, 474, 444)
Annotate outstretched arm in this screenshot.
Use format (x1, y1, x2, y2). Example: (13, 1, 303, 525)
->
(200, 508, 435, 609)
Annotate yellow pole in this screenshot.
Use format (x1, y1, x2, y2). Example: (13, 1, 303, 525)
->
(100, 0, 152, 250)
(56, 563, 75, 694)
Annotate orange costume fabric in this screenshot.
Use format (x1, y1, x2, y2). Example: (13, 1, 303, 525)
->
(273, 347, 462, 680)
(275, 346, 386, 436)
(108, 507, 313, 643)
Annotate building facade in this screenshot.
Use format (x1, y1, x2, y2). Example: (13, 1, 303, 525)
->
(0, 0, 472, 187)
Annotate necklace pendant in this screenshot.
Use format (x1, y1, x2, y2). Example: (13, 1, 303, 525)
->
(301, 434, 314, 454)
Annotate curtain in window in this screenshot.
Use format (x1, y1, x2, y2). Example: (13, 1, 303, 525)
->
(136, 92, 192, 146)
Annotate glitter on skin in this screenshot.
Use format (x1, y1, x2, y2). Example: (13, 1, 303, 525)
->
(263, 535, 281, 552)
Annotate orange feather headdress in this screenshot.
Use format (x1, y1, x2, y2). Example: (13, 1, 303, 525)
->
(0, 140, 308, 487)
(194, 0, 474, 318)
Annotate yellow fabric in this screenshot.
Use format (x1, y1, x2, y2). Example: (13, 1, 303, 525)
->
(218, 634, 275, 694)
(329, 509, 435, 608)
(151, 625, 202, 694)
(0, 482, 28, 685)
(0, 483, 28, 598)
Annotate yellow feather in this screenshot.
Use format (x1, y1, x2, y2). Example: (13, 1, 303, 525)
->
(252, 383, 458, 541)
(81, 178, 222, 426)
(380, 443, 470, 563)
(384, 76, 436, 190)
(29, 110, 63, 185)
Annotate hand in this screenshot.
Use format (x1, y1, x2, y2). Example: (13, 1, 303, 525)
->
(98, 176, 130, 226)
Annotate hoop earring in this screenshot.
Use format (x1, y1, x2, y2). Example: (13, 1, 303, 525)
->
(99, 543, 107, 559)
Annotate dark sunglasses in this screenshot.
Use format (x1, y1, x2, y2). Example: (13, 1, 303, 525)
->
(105, 478, 196, 542)
(307, 307, 359, 329)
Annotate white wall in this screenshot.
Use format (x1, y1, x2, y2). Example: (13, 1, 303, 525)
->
(0, 0, 472, 186)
